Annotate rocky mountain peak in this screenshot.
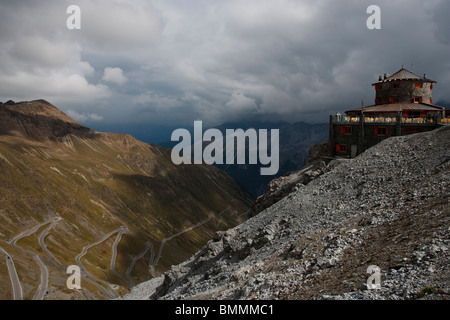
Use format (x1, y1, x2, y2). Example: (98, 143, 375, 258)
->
(0, 99, 92, 140)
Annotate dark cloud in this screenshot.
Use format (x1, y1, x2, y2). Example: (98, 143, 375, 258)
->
(433, 1, 450, 44)
(0, 0, 449, 132)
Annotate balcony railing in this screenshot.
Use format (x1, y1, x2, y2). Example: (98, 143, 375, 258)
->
(332, 115, 360, 123)
(333, 114, 449, 124)
(400, 118, 450, 124)
(365, 117, 397, 123)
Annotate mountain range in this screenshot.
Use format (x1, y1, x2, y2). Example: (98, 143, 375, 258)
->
(159, 121, 330, 197)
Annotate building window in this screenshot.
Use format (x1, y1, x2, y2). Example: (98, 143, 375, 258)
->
(413, 96, 423, 103)
(430, 83, 433, 90)
(336, 144, 347, 153)
(340, 126, 352, 135)
(375, 127, 388, 136)
(375, 98, 381, 104)
(415, 82, 423, 88)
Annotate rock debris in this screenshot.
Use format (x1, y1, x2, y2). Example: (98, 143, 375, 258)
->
(125, 126, 449, 300)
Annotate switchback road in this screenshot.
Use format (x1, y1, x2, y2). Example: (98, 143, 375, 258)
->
(0, 247, 23, 300)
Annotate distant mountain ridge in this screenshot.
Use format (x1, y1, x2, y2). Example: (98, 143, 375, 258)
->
(0, 99, 252, 300)
(159, 120, 329, 196)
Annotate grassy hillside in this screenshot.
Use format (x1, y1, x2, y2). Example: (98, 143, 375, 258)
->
(0, 100, 253, 299)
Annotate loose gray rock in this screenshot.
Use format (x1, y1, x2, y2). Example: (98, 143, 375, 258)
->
(124, 126, 450, 300)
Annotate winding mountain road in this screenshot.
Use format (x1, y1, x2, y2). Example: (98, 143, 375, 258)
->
(1, 206, 247, 299)
(149, 207, 235, 268)
(126, 206, 247, 280)
(34, 217, 62, 299)
(3, 221, 127, 300)
(8, 218, 61, 300)
(110, 226, 130, 287)
(125, 241, 152, 287)
(38, 218, 64, 269)
(75, 226, 127, 299)
(0, 247, 23, 300)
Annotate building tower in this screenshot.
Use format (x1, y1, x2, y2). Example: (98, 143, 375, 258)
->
(373, 67, 435, 106)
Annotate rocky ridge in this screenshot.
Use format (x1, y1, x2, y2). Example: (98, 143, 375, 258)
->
(125, 125, 449, 300)
(251, 142, 335, 216)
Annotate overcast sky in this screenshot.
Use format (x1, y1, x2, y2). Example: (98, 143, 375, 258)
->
(1, 0, 449, 141)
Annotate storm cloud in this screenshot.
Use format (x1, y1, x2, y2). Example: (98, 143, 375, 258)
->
(0, 0, 449, 137)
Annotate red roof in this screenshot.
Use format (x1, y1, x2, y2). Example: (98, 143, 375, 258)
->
(372, 67, 436, 85)
(346, 103, 444, 114)
(386, 68, 421, 81)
